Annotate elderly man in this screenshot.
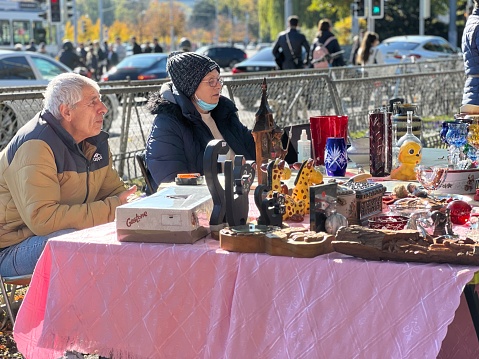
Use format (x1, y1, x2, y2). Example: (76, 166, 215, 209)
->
(0, 73, 136, 277)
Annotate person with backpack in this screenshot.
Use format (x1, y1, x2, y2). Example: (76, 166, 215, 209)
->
(272, 15, 310, 70)
(356, 31, 383, 65)
(311, 19, 345, 68)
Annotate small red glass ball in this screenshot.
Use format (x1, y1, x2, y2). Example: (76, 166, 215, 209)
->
(446, 200, 472, 225)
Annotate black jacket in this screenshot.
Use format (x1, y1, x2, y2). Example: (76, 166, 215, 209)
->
(272, 28, 310, 70)
(311, 30, 345, 67)
(132, 42, 142, 55)
(59, 49, 82, 70)
(145, 83, 256, 189)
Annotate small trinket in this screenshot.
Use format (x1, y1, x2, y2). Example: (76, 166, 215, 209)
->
(252, 78, 289, 185)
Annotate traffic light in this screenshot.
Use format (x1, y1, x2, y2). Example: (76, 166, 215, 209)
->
(50, 0, 61, 23)
(355, 0, 366, 19)
(66, 0, 74, 19)
(370, 0, 384, 19)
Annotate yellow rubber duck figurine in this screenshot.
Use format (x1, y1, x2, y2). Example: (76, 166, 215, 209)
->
(390, 142, 422, 181)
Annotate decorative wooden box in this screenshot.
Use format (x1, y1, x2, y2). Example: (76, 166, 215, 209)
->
(342, 182, 386, 226)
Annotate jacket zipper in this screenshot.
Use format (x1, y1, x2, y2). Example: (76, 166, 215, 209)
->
(83, 161, 90, 204)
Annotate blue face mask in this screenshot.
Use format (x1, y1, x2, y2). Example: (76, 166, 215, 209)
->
(195, 95, 218, 112)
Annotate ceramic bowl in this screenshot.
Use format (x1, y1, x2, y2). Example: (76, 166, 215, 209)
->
(368, 215, 409, 230)
(432, 168, 479, 195)
(347, 137, 370, 166)
(349, 137, 370, 151)
(347, 152, 369, 166)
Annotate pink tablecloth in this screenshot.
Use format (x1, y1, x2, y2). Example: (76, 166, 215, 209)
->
(13, 222, 479, 359)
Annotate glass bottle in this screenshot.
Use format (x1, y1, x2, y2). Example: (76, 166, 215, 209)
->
(396, 111, 422, 148)
(390, 111, 422, 180)
(392, 103, 422, 141)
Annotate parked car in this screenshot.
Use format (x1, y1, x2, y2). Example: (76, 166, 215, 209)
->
(195, 45, 247, 70)
(231, 47, 278, 74)
(375, 35, 462, 64)
(256, 42, 272, 51)
(0, 49, 71, 86)
(0, 50, 119, 148)
(100, 53, 169, 81)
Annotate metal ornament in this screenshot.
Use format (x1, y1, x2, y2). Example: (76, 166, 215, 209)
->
(256, 189, 285, 227)
(253, 159, 286, 227)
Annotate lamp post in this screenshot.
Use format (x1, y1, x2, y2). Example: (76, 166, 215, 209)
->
(284, 0, 292, 27)
(99, 0, 103, 44)
(169, 0, 174, 50)
(214, 0, 218, 44)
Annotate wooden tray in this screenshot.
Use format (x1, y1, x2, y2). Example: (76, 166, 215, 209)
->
(220, 226, 334, 258)
(332, 225, 479, 266)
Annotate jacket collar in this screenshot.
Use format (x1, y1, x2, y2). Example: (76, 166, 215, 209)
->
(40, 110, 109, 153)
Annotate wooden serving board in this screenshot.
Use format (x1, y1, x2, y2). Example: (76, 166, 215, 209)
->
(333, 225, 479, 266)
(220, 226, 334, 258)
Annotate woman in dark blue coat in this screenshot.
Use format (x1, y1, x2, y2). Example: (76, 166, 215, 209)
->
(145, 52, 256, 191)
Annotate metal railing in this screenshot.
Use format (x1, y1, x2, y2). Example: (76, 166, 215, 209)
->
(0, 58, 465, 181)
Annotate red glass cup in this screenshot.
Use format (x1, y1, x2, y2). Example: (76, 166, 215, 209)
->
(310, 115, 348, 165)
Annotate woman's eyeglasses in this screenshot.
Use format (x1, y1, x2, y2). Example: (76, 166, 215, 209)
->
(202, 77, 224, 87)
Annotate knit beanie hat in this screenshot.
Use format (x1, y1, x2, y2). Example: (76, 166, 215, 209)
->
(166, 51, 220, 98)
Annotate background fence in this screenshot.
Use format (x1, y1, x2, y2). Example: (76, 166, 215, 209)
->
(0, 58, 465, 182)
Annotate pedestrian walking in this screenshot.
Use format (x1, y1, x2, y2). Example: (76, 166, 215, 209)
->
(37, 42, 48, 55)
(25, 40, 37, 52)
(106, 44, 119, 70)
(143, 42, 153, 53)
(131, 36, 142, 55)
(310, 19, 345, 67)
(114, 37, 126, 62)
(59, 40, 82, 70)
(153, 38, 163, 53)
(356, 31, 383, 66)
(272, 15, 310, 70)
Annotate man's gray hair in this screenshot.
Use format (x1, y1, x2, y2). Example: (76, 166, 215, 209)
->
(43, 73, 100, 119)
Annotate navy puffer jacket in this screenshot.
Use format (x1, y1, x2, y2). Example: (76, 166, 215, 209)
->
(463, 7, 479, 105)
(145, 83, 256, 190)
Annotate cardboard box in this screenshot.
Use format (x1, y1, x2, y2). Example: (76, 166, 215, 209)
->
(116, 186, 213, 244)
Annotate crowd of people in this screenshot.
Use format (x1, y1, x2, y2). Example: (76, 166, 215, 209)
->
(56, 36, 166, 80)
(15, 36, 166, 81)
(272, 15, 382, 69)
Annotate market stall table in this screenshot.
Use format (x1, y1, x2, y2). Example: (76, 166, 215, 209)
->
(12, 221, 479, 359)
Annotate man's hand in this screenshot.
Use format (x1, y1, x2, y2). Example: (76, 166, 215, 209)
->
(118, 185, 138, 205)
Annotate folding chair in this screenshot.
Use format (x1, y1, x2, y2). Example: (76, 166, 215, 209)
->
(135, 152, 156, 195)
(0, 274, 32, 328)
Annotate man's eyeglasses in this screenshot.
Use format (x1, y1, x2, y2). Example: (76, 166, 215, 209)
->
(202, 77, 224, 87)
